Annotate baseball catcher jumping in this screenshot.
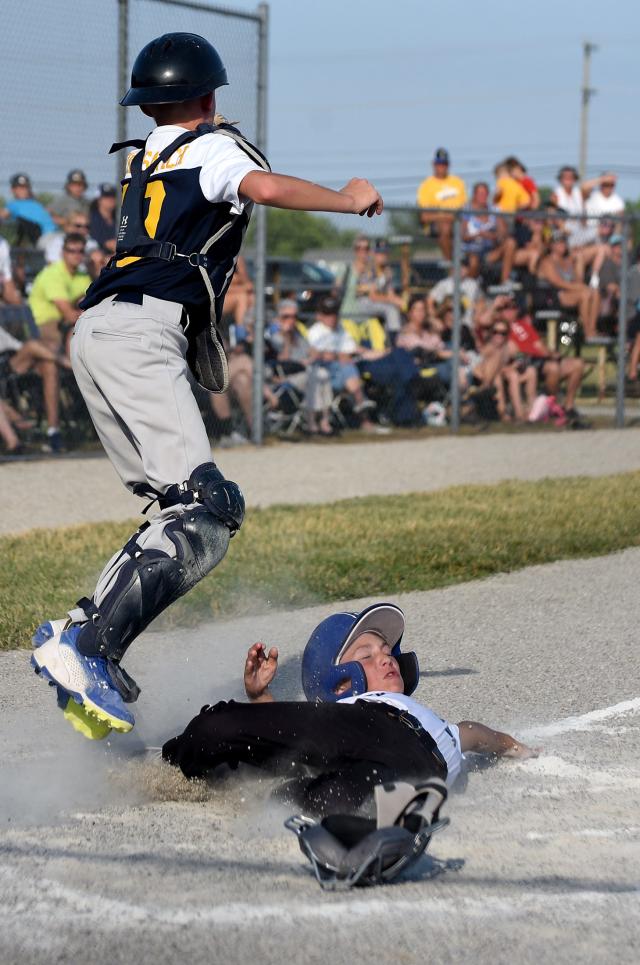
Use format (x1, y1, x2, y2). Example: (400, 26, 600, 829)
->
(31, 33, 383, 738)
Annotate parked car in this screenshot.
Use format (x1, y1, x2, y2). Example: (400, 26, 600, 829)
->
(245, 256, 337, 319)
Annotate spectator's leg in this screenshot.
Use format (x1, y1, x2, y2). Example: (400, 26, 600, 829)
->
(9, 341, 62, 431)
(628, 333, 640, 380)
(523, 366, 537, 414)
(228, 353, 254, 430)
(436, 216, 454, 260)
(558, 357, 586, 411)
(37, 321, 64, 357)
(542, 359, 561, 396)
(494, 373, 509, 421)
(587, 288, 601, 338)
(499, 236, 517, 282)
(467, 253, 481, 279)
(0, 400, 20, 452)
(504, 368, 526, 421)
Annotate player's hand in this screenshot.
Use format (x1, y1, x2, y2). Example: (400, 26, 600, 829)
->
(503, 741, 542, 760)
(244, 642, 278, 700)
(340, 178, 384, 217)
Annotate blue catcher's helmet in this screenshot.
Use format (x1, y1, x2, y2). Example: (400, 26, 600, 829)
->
(301, 602, 419, 703)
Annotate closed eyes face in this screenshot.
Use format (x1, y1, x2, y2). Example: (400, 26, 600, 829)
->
(338, 631, 404, 693)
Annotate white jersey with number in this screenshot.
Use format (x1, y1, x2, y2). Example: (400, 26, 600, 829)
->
(338, 690, 463, 786)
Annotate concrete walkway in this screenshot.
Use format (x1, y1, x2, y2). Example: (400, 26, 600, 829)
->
(1, 428, 639, 536)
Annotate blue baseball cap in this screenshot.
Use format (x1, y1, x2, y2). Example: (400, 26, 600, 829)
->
(433, 148, 450, 164)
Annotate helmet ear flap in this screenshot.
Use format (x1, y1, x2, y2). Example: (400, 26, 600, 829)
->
(396, 651, 419, 696)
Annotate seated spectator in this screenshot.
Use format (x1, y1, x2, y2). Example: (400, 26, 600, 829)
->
(416, 148, 467, 261)
(0, 236, 21, 304)
(493, 160, 532, 214)
(49, 169, 90, 226)
(427, 256, 480, 328)
(88, 183, 117, 254)
(0, 174, 56, 245)
(28, 233, 90, 356)
(223, 254, 254, 329)
(585, 173, 625, 228)
(504, 156, 543, 264)
(496, 295, 588, 423)
(597, 234, 624, 324)
(479, 318, 537, 422)
(307, 295, 384, 433)
(339, 236, 374, 319)
(504, 157, 540, 209)
(537, 231, 601, 342)
(397, 296, 465, 392)
(37, 211, 98, 265)
(267, 299, 333, 435)
(349, 238, 403, 335)
(0, 323, 68, 452)
(462, 181, 523, 283)
(550, 166, 609, 287)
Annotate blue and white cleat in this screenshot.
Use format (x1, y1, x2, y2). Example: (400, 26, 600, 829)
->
(32, 619, 68, 648)
(31, 626, 135, 735)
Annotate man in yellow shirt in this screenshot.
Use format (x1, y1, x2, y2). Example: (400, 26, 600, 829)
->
(29, 232, 90, 356)
(416, 148, 467, 260)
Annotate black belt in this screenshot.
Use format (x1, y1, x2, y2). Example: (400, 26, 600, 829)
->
(112, 292, 144, 305)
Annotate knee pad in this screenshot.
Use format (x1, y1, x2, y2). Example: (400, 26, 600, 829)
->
(77, 506, 230, 661)
(188, 462, 245, 534)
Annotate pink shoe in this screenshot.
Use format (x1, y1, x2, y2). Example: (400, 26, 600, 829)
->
(528, 394, 551, 422)
(547, 396, 568, 427)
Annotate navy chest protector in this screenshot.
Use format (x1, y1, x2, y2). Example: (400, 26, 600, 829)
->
(109, 122, 269, 392)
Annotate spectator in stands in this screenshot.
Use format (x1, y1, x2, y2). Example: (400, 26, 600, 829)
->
(427, 255, 480, 328)
(493, 160, 532, 214)
(350, 238, 403, 335)
(339, 236, 374, 319)
(88, 183, 117, 254)
(0, 324, 67, 452)
(625, 246, 640, 393)
(597, 234, 624, 324)
(504, 157, 540, 209)
(585, 172, 625, 226)
(28, 233, 90, 355)
(497, 296, 588, 423)
(49, 169, 90, 226)
(38, 211, 97, 265)
(462, 181, 520, 283)
(550, 166, 609, 288)
(0, 174, 56, 245)
(537, 231, 602, 342)
(307, 295, 382, 432)
(267, 299, 333, 435)
(416, 148, 467, 260)
(0, 236, 21, 304)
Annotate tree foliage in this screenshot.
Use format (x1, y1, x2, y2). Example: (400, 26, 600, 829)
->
(246, 208, 357, 258)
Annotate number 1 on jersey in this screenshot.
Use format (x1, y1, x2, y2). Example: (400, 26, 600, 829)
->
(116, 180, 166, 267)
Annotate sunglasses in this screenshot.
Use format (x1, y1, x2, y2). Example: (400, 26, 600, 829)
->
(492, 328, 508, 336)
(72, 222, 89, 228)
(64, 247, 85, 254)
(279, 313, 297, 319)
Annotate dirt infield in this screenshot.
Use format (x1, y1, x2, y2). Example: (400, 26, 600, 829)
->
(2, 428, 640, 535)
(1, 550, 639, 964)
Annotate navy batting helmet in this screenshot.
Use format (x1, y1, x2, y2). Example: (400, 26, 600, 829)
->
(120, 32, 228, 107)
(301, 602, 419, 703)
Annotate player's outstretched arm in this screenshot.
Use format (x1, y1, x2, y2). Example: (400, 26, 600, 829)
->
(239, 172, 383, 218)
(457, 720, 541, 760)
(244, 642, 279, 703)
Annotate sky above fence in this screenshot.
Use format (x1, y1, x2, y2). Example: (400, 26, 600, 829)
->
(1, 0, 637, 205)
(232, 0, 640, 204)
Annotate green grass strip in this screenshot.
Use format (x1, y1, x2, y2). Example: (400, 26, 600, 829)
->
(2, 472, 640, 651)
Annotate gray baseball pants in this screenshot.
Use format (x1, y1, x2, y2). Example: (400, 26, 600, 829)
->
(71, 294, 224, 619)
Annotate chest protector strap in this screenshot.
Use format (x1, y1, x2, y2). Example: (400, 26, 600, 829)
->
(109, 123, 270, 393)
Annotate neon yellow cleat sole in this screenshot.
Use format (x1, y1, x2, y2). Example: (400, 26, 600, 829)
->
(82, 695, 134, 734)
(62, 698, 112, 740)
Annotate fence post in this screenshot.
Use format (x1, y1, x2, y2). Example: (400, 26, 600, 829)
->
(116, 0, 129, 185)
(251, 1, 269, 445)
(615, 220, 630, 428)
(450, 212, 462, 432)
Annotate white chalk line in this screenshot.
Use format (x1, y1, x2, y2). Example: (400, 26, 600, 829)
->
(523, 696, 640, 740)
(0, 865, 637, 934)
(527, 827, 640, 841)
